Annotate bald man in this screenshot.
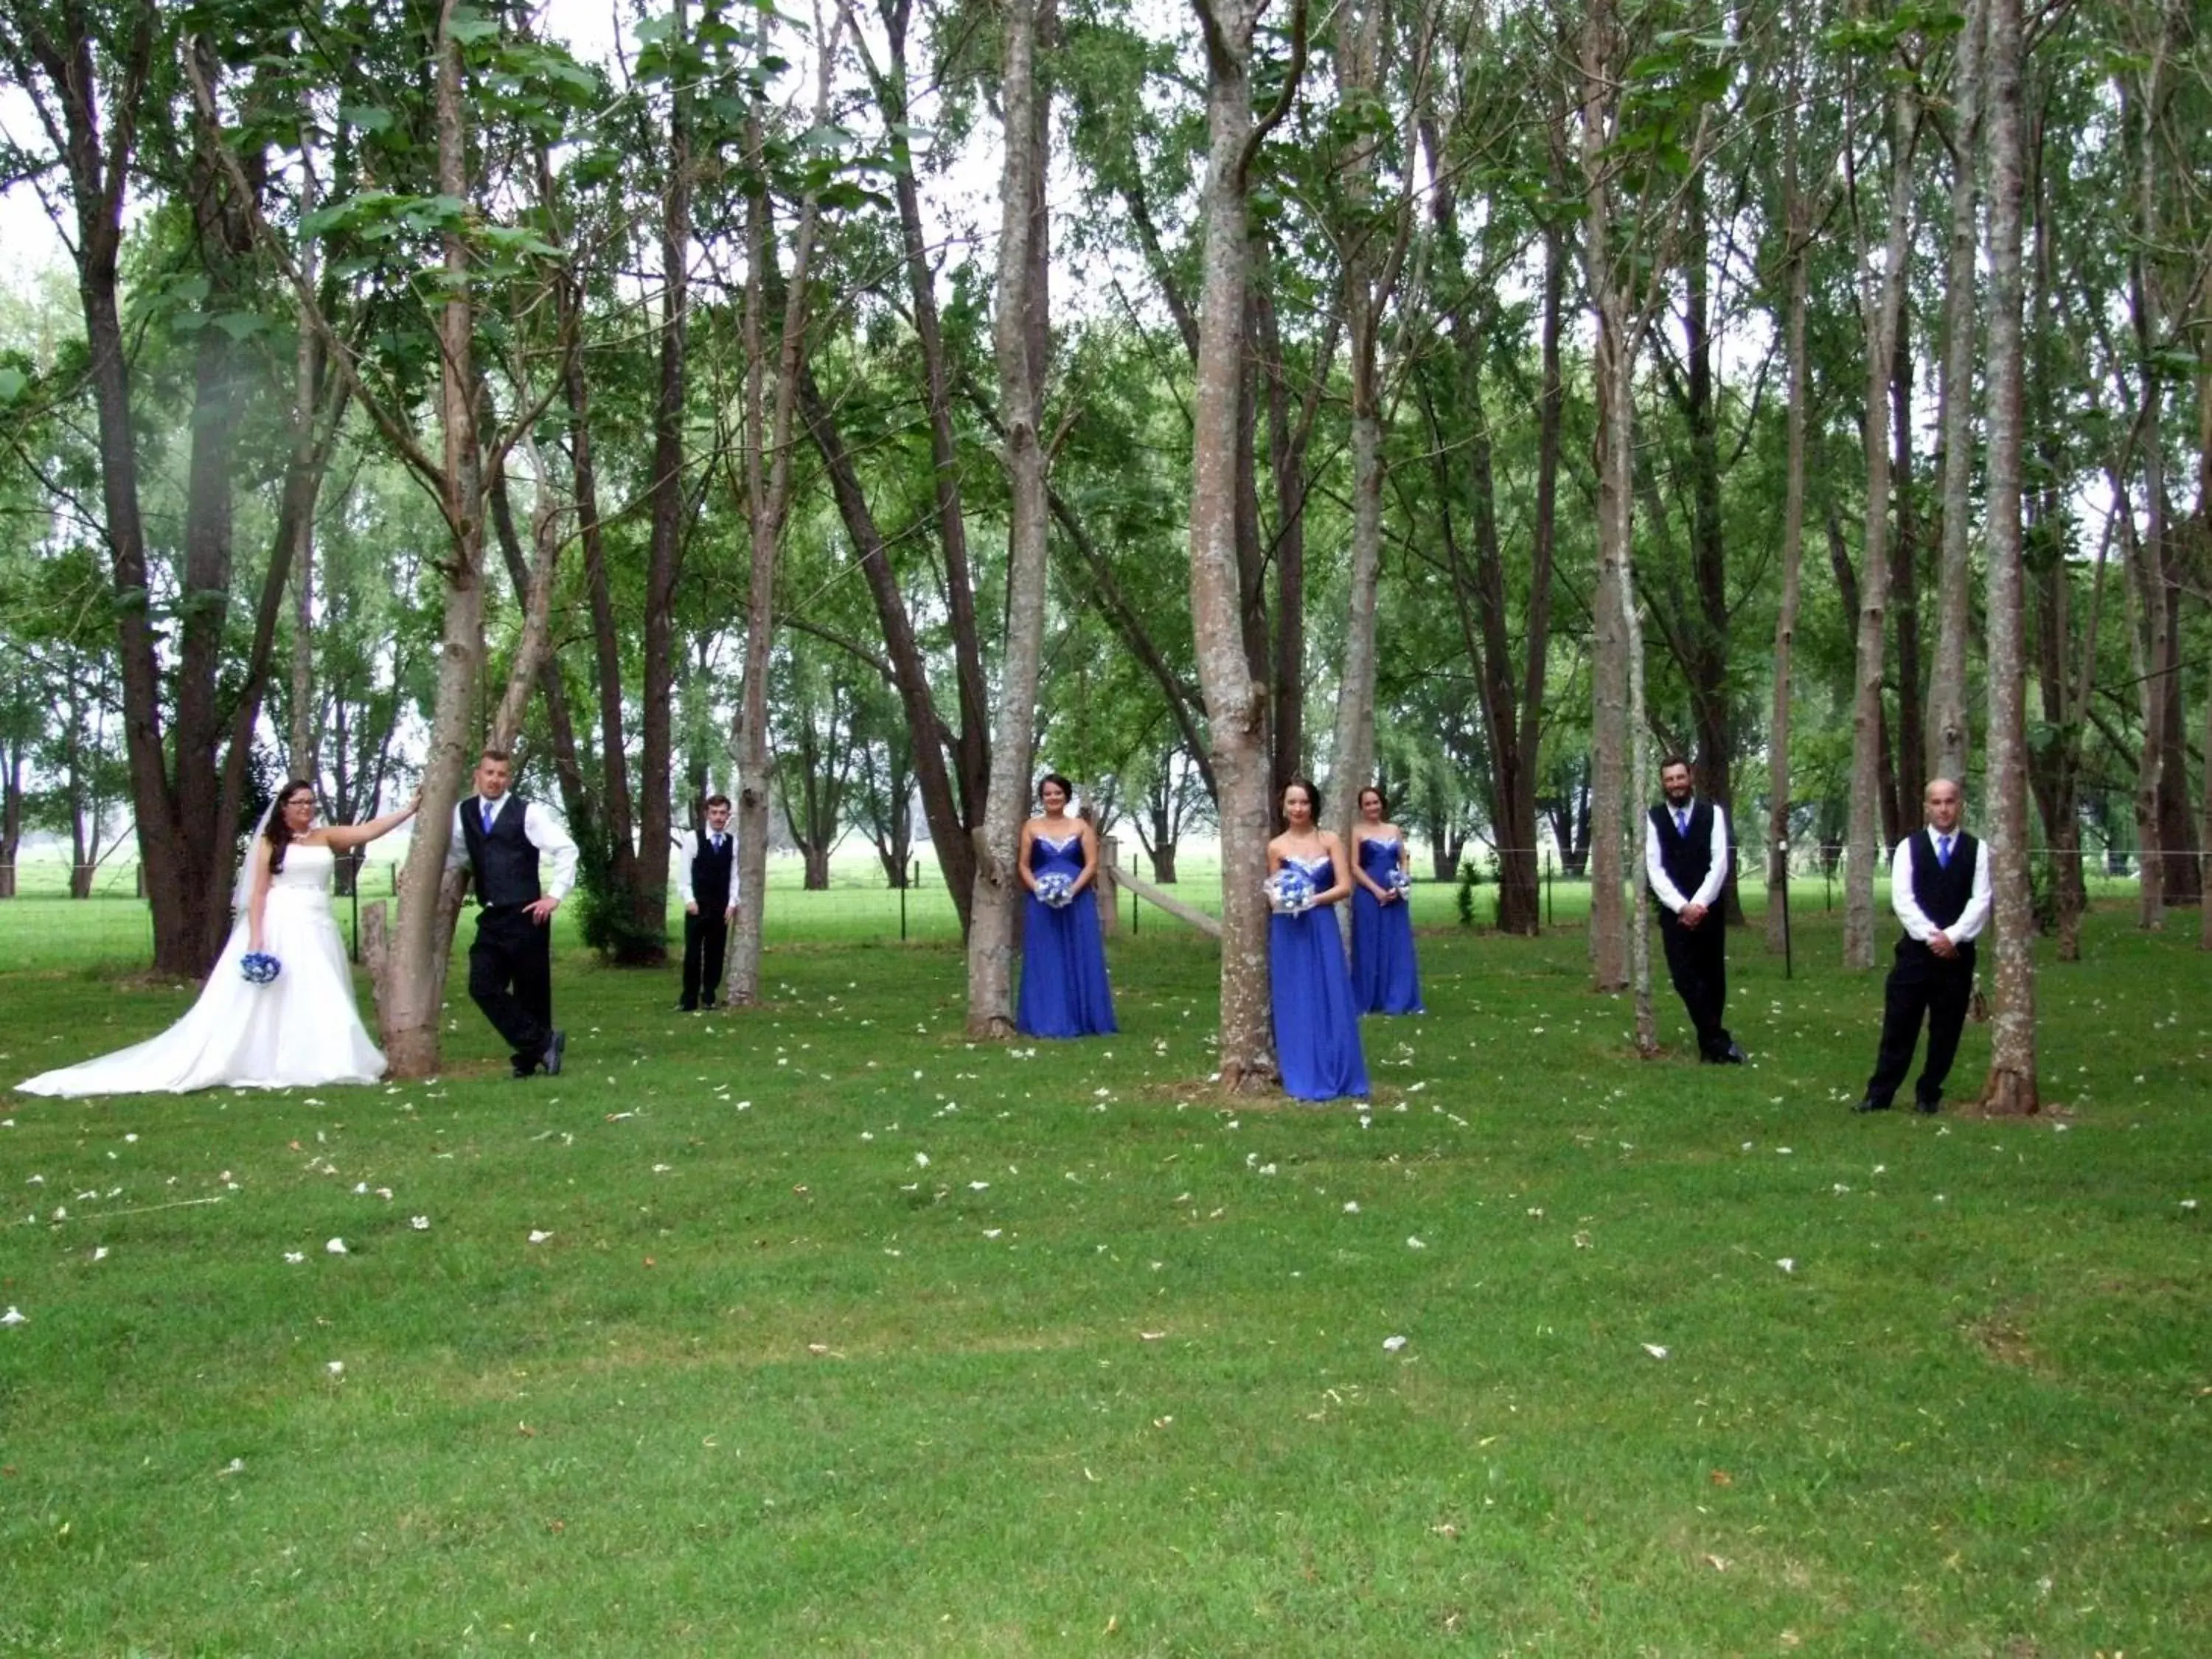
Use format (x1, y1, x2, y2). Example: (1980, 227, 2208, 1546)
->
(1856, 778, 1991, 1115)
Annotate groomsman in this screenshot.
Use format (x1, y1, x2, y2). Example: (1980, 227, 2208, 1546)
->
(445, 748, 577, 1077)
(675, 794, 739, 1012)
(1646, 756, 1745, 1064)
(1857, 777, 1991, 1114)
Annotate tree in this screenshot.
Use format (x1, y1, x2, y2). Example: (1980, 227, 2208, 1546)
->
(966, 0, 1057, 1037)
(1186, 0, 1306, 1088)
(1975, 0, 2036, 1115)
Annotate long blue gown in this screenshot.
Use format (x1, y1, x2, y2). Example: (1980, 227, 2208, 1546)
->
(1269, 855, 1371, 1100)
(1350, 835, 1425, 1016)
(1015, 832, 1118, 1039)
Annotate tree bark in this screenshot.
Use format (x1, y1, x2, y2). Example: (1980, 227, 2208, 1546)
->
(378, 1, 490, 1078)
(728, 15, 837, 1004)
(1186, 0, 1301, 1088)
(1844, 80, 1916, 971)
(1927, 0, 1986, 785)
(631, 0, 696, 963)
(1767, 131, 1812, 954)
(1579, 0, 1632, 995)
(1976, 0, 2037, 1114)
(966, 0, 1055, 1037)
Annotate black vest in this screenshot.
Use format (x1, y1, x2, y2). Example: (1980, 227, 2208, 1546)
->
(1649, 799, 1717, 905)
(691, 831, 734, 910)
(1907, 827, 1978, 931)
(462, 795, 540, 908)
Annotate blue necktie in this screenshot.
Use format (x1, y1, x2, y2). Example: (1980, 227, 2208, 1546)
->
(481, 801, 495, 834)
(1675, 810, 1688, 837)
(1936, 835, 1950, 869)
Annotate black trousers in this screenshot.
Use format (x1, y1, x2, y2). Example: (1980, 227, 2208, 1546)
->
(1658, 910, 1733, 1059)
(470, 905, 554, 1068)
(1865, 939, 1975, 1107)
(681, 906, 730, 1009)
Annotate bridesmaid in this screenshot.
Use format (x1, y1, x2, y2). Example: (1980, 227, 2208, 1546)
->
(1014, 773, 1118, 1038)
(1349, 786, 1425, 1015)
(1267, 778, 1370, 1101)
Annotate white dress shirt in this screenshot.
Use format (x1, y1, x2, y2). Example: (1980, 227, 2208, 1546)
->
(1890, 831, 1992, 944)
(1645, 800, 1730, 913)
(673, 828, 740, 908)
(443, 795, 579, 902)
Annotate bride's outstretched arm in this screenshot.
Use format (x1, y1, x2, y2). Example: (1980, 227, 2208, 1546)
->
(322, 791, 421, 852)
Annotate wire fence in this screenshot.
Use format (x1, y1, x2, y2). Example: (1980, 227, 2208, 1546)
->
(0, 840, 2168, 975)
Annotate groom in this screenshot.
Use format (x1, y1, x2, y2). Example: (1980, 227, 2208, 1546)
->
(445, 748, 577, 1077)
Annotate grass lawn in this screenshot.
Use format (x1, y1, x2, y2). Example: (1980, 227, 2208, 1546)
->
(1, 902, 2206, 1655)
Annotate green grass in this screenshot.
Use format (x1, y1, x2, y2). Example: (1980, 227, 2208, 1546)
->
(1, 904, 2207, 1655)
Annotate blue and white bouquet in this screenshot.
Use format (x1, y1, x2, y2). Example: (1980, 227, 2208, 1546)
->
(240, 951, 282, 985)
(1265, 866, 1316, 916)
(1034, 872, 1077, 909)
(1386, 866, 1413, 895)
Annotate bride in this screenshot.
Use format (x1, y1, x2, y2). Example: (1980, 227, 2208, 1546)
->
(16, 780, 418, 1096)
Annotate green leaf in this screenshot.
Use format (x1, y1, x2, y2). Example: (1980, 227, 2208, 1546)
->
(340, 103, 395, 134)
(0, 366, 27, 404)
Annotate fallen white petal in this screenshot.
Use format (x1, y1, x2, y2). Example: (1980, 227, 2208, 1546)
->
(1775, 1257, 1795, 1273)
(283, 1251, 305, 1264)
(1343, 1201, 1360, 1214)
(326, 1360, 344, 1377)
(324, 1237, 348, 1255)
(1405, 1236, 1427, 1250)
(914, 1152, 930, 1168)
(1382, 1335, 1408, 1352)
(0, 1306, 25, 1326)
(410, 1216, 430, 1231)
(1642, 1343, 1669, 1360)
(527, 1229, 553, 1245)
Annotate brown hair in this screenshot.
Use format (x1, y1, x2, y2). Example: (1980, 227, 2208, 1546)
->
(479, 747, 512, 767)
(263, 779, 315, 875)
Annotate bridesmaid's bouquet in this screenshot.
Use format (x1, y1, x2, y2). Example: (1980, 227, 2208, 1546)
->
(1266, 868, 1315, 916)
(1034, 873, 1077, 909)
(1386, 866, 1413, 895)
(240, 951, 282, 985)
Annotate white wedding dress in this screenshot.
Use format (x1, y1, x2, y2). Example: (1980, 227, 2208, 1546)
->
(17, 844, 386, 1096)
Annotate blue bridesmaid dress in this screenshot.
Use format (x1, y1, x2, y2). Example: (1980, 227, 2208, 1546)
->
(1350, 835, 1425, 1015)
(1015, 832, 1118, 1038)
(1269, 855, 1371, 1100)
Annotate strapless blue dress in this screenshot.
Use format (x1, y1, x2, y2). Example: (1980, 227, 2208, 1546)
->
(1015, 832, 1117, 1038)
(1268, 855, 1370, 1100)
(1350, 835, 1424, 1015)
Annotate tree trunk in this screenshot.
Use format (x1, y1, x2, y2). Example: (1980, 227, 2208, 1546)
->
(728, 14, 836, 1004)
(1187, 0, 1298, 1089)
(1680, 172, 1739, 924)
(1889, 320, 1924, 816)
(1844, 81, 1916, 971)
(630, 0, 695, 963)
(966, 0, 1054, 1037)
(1976, 0, 2037, 1114)
(1767, 147, 1812, 955)
(1579, 0, 1632, 995)
(378, 4, 488, 1079)
(1927, 0, 1986, 785)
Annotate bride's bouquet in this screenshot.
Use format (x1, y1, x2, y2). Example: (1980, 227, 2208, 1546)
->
(1266, 867, 1316, 917)
(1034, 873, 1077, 909)
(240, 951, 282, 985)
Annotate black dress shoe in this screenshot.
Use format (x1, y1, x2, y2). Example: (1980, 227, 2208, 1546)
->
(700, 996, 717, 1011)
(675, 1001, 697, 1013)
(1853, 1096, 1891, 1113)
(543, 1029, 567, 1077)
(1722, 1041, 1747, 1065)
(1913, 1099, 1941, 1115)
